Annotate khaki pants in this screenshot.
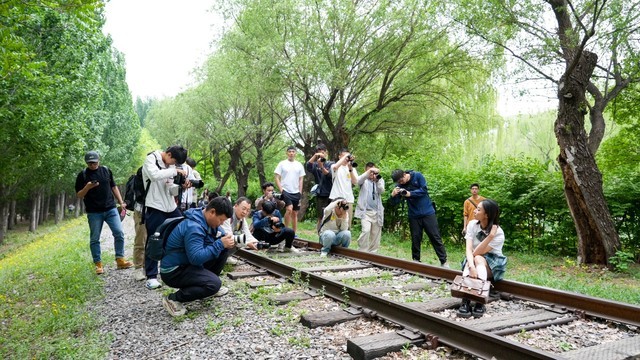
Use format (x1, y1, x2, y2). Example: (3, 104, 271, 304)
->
(357, 210, 382, 253)
(133, 210, 147, 268)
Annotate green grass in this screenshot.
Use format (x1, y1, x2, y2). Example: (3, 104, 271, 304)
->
(0, 218, 109, 360)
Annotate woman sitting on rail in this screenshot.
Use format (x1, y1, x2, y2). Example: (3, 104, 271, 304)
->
(457, 199, 507, 318)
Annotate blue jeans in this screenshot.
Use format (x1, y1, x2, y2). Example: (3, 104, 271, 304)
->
(320, 230, 351, 254)
(144, 207, 183, 280)
(87, 208, 125, 263)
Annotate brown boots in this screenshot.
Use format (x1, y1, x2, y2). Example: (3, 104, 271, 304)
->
(95, 258, 133, 274)
(95, 261, 104, 275)
(116, 257, 133, 269)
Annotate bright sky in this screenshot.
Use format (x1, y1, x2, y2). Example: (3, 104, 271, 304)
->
(103, 1, 556, 116)
(102, 0, 223, 100)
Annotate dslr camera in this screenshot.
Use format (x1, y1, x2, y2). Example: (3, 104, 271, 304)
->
(372, 172, 382, 180)
(272, 192, 283, 200)
(396, 187, 408, 196)
(346, 154, 358, 168)
(318, 156, 326, 162)
(268, 217, 285, 229)
(174, 172, 205, 189)
(256, 241, 271, 250)
(338, 201, 349, 210)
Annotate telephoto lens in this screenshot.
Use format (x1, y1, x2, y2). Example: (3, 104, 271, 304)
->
(234, 233, 246, 245)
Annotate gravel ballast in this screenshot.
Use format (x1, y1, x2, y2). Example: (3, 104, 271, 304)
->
(93, 216, 637, 360)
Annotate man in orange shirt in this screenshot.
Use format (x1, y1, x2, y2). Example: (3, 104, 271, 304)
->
(462, 183, 485, 236)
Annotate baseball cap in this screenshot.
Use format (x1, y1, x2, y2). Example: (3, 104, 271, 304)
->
(85, 151, 99, 163)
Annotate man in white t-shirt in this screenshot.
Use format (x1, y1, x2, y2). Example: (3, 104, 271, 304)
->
(274, 146, 306, 233)
(329, 149, 358, 229)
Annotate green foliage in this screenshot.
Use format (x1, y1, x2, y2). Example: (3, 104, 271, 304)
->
(0, 218, 108, 359)
(609, 251, 635, 273)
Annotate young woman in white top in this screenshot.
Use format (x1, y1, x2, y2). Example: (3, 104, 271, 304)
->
(457, 199, 507, 318)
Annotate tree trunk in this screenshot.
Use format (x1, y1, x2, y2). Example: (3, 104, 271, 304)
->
(54, 192, 64, 224)
(8, 199, 16, 230)
(555, 50, 620, 265)
(75, 198, 82, 217)
(0, 202, 8, 244)
(30, 192, 39, 232)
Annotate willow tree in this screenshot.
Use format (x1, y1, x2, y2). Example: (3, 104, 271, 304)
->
(221, 0, 488, 157)
(455, 0, 640, 264)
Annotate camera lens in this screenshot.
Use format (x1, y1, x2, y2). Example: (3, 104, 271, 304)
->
(319, 157, 326, 162)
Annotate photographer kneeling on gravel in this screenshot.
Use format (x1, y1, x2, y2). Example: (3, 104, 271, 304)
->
(160, 197, 234, 317)
(318, 198, 351, 257)
(251, 201, 298, 252)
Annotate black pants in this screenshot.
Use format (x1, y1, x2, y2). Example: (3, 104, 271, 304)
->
(144, 207, 183, 279)
(162, 251, 229, 302)
(253, 227, 295, 248)
(409, 214, 447, 264)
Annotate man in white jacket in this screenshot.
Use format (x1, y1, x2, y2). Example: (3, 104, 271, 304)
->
(318, 198, 351, 257)
(220, 197, 258, 265)
(355, 162, 385, 253)
(142, 145, 189, 290)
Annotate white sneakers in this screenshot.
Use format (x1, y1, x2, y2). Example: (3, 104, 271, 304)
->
(213, 286, 229, 297)
(162, 295, 186, 317)
(441, 262, 451, 269)
(133, 268, 146, 281)
(283, 246, 300, 253)
(320, 252, 328, 258)
(146, 278, 162, 290)
(226, 256, 238, 265)
(277, 241, 285, 252)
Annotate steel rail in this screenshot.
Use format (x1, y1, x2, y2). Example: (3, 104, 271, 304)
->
(236, 248, 562, 360)
(294, 239, 640, 327)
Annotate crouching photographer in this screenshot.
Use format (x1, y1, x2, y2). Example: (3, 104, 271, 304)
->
(251, 201, 299, 252)
(160, 197, 234, 317)
(318, 198, 351, 257)
(220, 197, 259, 265)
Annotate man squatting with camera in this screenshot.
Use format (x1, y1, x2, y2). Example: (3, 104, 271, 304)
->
(251, 201, 299, 252)
(142, 145, 190, 290)
(318, 198, 351, 257)
(391, 169, 449, 267)
(75, 151, 133, 275)
(160, 196, 234, 317)
(221, 197, 259, 262)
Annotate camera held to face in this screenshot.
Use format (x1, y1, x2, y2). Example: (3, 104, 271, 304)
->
(338, 201, 349, 211)
(346, 154, 358, 168)
(271, 192, 283, 200)
(373, 172, 382, 180)
(318, 156, 326, 162)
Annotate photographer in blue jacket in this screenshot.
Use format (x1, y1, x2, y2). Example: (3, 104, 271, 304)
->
(160, 196, 234, 317)
(390, 169, 448, 267)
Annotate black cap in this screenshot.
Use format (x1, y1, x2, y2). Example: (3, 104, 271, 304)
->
(85, 151, 99, 163)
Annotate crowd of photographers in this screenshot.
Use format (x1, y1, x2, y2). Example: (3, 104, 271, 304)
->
(78, 144, 452, 317)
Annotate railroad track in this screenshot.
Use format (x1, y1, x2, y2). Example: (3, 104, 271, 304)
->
(227, 239, 640, 360)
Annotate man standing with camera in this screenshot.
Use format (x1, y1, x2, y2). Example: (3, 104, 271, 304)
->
(318, 198, 351, 257)
(274, 146, 306, 233)
(251, 201, 298, 252)
(329, 149, 358, 229)
(355, 163, 385, 253)
(75, 151, 133, 275)
(307, 144, 334, 230)
(391, 169, 449, 267)
(142, 145, 189, 289)
(160, 197, 234, 317)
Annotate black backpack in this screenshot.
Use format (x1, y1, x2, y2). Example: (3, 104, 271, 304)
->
(123, 174, 136, 210)
(146, 216, 186, 262)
